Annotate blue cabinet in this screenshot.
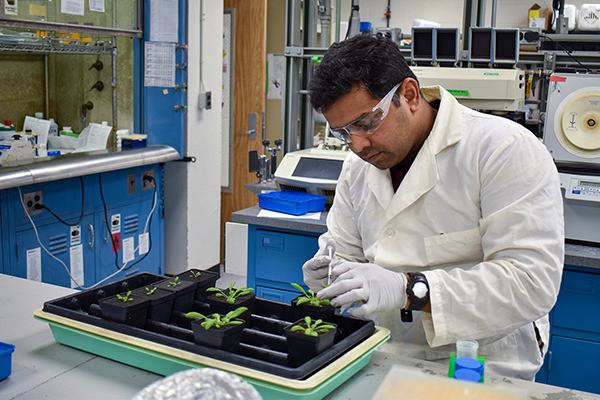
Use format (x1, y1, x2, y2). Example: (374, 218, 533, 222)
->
(247, 224, 320, 301)
(538, 267, 600, 394)
(2, 164, 164, 288)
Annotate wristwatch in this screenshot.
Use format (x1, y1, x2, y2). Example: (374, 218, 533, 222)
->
(400, 272, 430, 323)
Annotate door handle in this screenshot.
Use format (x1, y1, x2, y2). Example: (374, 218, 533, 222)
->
(237, 112, 257, 140)
(88, 224, 94, 248)
(103, 220, 110, 244)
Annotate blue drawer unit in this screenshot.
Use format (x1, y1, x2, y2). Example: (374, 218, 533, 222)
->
(553, 270, 600, 334)
(246, 225, 320, 298)
(547, 336, 600, 394)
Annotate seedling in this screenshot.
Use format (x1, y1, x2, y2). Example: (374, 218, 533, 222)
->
(167, 277, 181, 287)
(207, 281, 254, 304)
(186, 306, 248, 330)
(145, 286, 157, 295)
(189, 270, 202, 278)
(291, 316, 336, 337)
(116, 290, 133, 302)
(291, 283, 331, 307)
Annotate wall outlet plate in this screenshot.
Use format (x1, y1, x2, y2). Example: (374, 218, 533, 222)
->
(23, 190, 43, 216)
(142, 169, 155, 191)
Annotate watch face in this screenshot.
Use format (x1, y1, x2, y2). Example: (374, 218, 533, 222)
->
(412, 281, 428, 299)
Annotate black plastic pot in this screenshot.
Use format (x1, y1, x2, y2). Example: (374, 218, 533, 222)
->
(207, 291, 256, 322)
(98, 291, 150, 328)
(132, 286, 175, 323)
(175, 269, 219, 301)
(154, 278, 196, 312)
(291, 295, 336, 322)
(190, 317, 246, 352)
(284, 318, 337, 368)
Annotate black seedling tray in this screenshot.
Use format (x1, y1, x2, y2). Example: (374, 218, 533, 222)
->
(42, 272, 375, 380)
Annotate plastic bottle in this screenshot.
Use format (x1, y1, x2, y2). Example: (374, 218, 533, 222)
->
(60, 126, 75, 136)
(35, 112, 44, 119)
(48, 118, 58, 136)
(0, 120, 15, 132)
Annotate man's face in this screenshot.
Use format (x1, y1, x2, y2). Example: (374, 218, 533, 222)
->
(323, 82, 421, 170)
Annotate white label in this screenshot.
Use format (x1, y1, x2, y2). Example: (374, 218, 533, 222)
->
(89, 0, 105, 12)
(26, 247, 42, 282)
(139, 232, 149, 255)
(122, 237, 135, 263)
(4, 0, 18, 15)
(70, 225, 81, 246)
(70, 244, 84, 288)
(61, 0, 84, 16)
(110, 214, 121, 234)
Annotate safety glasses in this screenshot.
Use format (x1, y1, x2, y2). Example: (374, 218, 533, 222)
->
(328, 83, 401, 143)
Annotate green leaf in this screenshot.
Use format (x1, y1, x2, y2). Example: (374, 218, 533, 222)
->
(296, 297, 310, 306)
(290, 282, 303, 291)
(185, 312, 206, 319)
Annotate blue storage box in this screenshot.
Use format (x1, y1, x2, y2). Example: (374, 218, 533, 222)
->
(257, 190, 327, 215)
(0, 342, 15, 380)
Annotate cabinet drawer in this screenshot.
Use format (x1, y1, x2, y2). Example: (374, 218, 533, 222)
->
(254, 229, 319, 284)
(553, 270, 600, 334)
(547, 335, 600, 394)
(256, 286, 299, 303)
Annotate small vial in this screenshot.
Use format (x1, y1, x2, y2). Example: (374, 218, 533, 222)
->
(456, 339, 478, 359)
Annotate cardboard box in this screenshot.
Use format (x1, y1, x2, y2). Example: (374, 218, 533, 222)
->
(529, 3, 553, 30)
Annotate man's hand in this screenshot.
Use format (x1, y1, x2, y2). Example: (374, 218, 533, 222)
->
(317, 262, 407, 318)
(302, 238, 338, 292)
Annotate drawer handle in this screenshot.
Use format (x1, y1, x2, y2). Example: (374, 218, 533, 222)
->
(563, 276, 596, 295)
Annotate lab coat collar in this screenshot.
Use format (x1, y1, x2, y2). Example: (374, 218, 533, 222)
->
(379, 85, 463, 219)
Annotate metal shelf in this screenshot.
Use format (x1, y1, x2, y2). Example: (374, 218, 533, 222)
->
(0, 39, 113, 55)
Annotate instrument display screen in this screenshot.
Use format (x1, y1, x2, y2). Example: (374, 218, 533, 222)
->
(292, 157, 344, 180)
(580, 180, 600, 188)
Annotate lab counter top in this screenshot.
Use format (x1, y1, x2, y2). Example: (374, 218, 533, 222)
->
(1, 274, 599, 400)
(231, 206, 600, 271)
(0, 145, 181, 190)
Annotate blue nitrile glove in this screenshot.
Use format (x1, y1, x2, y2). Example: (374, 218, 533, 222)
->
(317, 262, 408, 318)
(302, 238, 339, 292)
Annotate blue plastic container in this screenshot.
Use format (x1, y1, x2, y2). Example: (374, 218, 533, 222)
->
(257, 190, 327, 215)
(0, 342, 15, 380)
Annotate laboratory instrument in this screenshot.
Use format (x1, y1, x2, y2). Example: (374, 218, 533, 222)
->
(543, 73, 600, 244)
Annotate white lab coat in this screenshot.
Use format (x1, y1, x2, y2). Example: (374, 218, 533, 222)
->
(317, 86, 565, 380)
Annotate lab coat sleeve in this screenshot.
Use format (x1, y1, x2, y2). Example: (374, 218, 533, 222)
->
(317, 156, 370, 263)
(422, 130, 565, 348)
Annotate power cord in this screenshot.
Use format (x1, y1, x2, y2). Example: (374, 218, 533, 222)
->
(33, 176, 85, 227)
(538, 32, 591, 73)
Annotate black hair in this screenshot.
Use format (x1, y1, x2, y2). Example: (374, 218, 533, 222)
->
(308, 32, 418, 113)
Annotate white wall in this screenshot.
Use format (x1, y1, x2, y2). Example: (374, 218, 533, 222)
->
(339, 0, 589, 32)
(164, 0, 223, 274)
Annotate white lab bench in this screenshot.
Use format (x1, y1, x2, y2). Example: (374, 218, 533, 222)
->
(1, 273, 599, 400)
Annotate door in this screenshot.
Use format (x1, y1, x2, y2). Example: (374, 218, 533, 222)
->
(141, 0, 187, 156)
(220, 0, 268, 263)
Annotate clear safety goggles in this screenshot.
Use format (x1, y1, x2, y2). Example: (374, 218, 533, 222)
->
(328, 83, 401, 143)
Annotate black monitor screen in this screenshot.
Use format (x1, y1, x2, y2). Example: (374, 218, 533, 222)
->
(292, 157, 344, 180)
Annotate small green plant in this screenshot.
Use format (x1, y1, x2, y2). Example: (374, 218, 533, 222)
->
(116, 290, 133, 302)
(167, 277, 181, 287)
(145, 286, 157, 295)
(207, 281, 254, 304)
(186, 307, 248, 330)
(189, 270, 202, 278)
(291, 283, 331, 307)
(291, 316, 336, 337)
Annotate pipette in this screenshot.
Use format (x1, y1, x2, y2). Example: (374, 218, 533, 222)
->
(327, 245, 333, 285)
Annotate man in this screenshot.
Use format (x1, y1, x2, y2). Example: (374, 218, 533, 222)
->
(303, 33, 564, 380)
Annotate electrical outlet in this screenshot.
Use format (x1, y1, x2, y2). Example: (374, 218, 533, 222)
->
(23, 190, 43, 216)
(127, 173, 136, 194)
(205, 91, 212, 110)
(142, 169, 155, 191)
(198, 91, 212, 110)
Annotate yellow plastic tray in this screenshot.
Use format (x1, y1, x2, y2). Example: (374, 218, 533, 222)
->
(34, 308, 390, 400)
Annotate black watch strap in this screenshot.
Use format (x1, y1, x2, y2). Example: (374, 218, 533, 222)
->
(401, 272, 430, 323)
